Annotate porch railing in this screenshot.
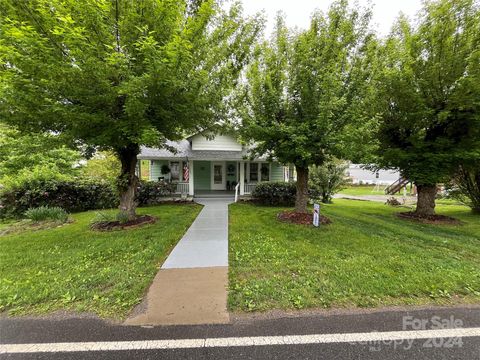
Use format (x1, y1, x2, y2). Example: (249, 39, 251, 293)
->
(175, 182, 190, 194)
(244, 183, 257, 194)
(234, 183, 240, 202)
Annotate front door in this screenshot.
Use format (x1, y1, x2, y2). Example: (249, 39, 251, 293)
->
(211, 162, 226, 190)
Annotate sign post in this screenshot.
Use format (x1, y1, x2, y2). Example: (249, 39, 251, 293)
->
(313, 203, 320, 227)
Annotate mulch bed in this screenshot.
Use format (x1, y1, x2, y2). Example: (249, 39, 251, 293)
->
(396, 212, 461, 225)
(91, 215, 157, 231)
(277, 210, 332, 226)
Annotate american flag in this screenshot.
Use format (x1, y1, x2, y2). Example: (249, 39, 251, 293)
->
(183, 162, 189, 182)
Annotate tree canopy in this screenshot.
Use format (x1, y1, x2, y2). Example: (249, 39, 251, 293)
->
(373, 0, 480, 216)
(0, 0, 261, 218)
(238, 0, 375, 212)
(0, 124, 81, 187)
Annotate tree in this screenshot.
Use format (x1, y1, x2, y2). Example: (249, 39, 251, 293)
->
(80, 151, 120, 184)
(448, 163, 480, 213)
(238, 0, 375, 213)
(309, 162, 350, 204)
(0, 0, 261, 219)
(374, 0, 480, 216)
(0, 124, 80, 183)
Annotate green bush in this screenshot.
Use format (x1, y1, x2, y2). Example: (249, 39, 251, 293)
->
(251, 182, 296, 206)
(89, 211, 116, 226)
(136, 181, 176, 206)
(446, 165, 480, 214)
(309, 163, 350, 203)
(25, 206, 68, 223)
(0, 179, 118, 218)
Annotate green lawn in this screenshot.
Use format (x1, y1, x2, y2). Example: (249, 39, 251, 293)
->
(228, 200, 480, 312)
(0, 204, 201, 319)
(339, 185, 389, 196)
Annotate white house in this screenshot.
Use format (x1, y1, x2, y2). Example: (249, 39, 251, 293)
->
(137, 133, 291, 197)
(346, 164, 401, 185)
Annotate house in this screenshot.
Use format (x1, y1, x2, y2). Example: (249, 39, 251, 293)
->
(346, 164, 400, 185)
(137, 133, 291, 197)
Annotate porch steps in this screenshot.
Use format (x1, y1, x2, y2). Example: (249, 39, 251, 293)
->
(194, 191, 235, 199)
(194, 196, 235, 200)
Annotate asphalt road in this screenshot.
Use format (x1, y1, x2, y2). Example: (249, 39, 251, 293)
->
(1, 307, 479, 359)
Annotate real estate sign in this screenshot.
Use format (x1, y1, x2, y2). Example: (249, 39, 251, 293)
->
(313, 204, 320, 227)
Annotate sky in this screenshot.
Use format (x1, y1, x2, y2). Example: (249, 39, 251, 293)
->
(237, 0, 422, 37)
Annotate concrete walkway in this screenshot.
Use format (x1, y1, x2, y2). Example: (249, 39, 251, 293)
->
(125, 198, 233, 326)
(161, 198, 230, 269)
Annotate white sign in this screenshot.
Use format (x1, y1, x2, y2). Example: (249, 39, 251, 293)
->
(313, 203, 320, 227)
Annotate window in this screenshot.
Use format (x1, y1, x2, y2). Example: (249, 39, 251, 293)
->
(261, 163, 269, 181)
(250, 163, 258, 182)
(214, 164, 223, 184)
(170, 161, 180, 181)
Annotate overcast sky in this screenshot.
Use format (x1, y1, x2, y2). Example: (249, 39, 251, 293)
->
(237, 0, 422, 37)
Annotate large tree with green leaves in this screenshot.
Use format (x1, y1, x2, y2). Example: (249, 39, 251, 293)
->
(374, 0, 480, 216)
(0, 124, 80, 184)
(238, 0, 375, 213)
(0, 0, 260, 219)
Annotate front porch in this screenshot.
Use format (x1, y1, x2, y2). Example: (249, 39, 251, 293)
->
(138, 159, 289, 197)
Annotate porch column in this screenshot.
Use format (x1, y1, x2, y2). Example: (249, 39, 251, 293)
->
(188, 160, 194, 196)
(240, 161, 245, 195)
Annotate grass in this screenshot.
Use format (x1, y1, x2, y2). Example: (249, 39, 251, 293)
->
(339, 185, 390, 196)
(228, 199, 480, 312)
(0, 204, 201, 319)
(0, 220, 13, 230)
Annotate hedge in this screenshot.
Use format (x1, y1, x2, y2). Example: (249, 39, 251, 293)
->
(251, 181, 297, 206)
(0, 179, 184, 218)
(0, 180, 118, 218)
(136, 181, 176, 206)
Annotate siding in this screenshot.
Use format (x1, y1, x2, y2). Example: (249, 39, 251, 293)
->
(191, 134, 242, 151)
(270, 162, 285, 182)
(151, 160, 169, 181)
(194, 161, 211, 190)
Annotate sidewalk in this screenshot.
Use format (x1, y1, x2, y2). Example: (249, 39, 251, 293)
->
(125, 198, 232, 326)
(162, 198, 230, 269)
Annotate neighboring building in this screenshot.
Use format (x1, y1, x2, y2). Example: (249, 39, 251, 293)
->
(346, 164, 401, 185)
(137, 133, 289, 197)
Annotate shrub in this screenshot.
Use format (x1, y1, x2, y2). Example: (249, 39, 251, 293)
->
(0, 179, 117, 218)
(309, 163, 350, 203)
(90, 211, 116, 226)
(25, 206, 69, 223)
(251, 182, 296, 206)
(446, 165, 480, 214)
(136, 181, 176, 206)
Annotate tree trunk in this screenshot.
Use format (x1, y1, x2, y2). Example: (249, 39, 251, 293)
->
(117, 144, 140, 221)
(295, 165, 309, 213)
(415, 184, 437, 216)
